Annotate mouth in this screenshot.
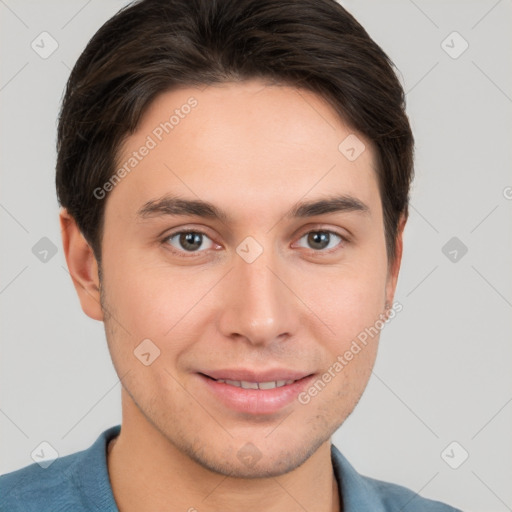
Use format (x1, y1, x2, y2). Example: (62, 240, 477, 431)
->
(197, 370, 315, 415)
(203, 375, 297, 390)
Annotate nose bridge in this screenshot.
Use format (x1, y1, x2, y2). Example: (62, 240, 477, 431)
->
(218, 238, 296, 345)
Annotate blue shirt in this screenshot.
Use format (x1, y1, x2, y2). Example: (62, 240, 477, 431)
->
(0, 425, 462, 511)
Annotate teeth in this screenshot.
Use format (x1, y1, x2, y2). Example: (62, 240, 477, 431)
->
(258, 381, 278, 390)
(241, 381, 259, 389)
(217, 379, 295, 389)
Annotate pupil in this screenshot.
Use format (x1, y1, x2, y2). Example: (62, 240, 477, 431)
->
(181, 232, 202, 251)
(309, 231, 329, 249)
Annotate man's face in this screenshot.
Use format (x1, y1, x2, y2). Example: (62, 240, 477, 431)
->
(97, 79, 399, 477)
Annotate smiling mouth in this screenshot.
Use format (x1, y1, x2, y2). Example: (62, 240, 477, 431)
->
(212, 378, 296, 389)
(200, 373, 306, 390)
(198, 372, 314, 414)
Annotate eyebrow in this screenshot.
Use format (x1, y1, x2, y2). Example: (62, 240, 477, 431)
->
(136, 193, 370, 222)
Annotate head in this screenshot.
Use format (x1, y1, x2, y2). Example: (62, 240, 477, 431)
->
(58, 0, 414, 478)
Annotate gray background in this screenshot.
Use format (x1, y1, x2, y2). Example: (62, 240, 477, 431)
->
(1, 1, 511, 511)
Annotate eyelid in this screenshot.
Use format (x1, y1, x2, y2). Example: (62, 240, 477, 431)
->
(292, 221, 351, 242)
(291, 226, 348, 253)
(162, 227, 218, 257)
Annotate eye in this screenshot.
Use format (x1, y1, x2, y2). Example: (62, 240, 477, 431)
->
(163, 230, 215, 254)
(295, 230, 345, 252)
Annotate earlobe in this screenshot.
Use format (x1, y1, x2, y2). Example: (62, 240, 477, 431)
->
(385, 213, 407, 308)
(59, 208, 104, 321)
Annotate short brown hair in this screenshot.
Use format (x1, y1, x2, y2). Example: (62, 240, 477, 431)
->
(56, 0, 414, 264)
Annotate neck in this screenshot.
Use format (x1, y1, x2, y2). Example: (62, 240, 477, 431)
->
(107, 393, 340, 512)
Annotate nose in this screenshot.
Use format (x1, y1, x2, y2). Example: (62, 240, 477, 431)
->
(217, 242, 299, 347)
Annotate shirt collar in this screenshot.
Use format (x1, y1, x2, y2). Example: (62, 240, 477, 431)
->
(331, 444, 387, 511)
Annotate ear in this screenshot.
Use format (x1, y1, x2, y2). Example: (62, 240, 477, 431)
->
(385, 213, 407, 308)
(59, 208, 104, 321)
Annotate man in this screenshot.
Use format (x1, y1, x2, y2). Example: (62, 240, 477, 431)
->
(0, 0, 462, 510)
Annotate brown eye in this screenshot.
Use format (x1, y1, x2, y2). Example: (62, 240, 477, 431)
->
(165, 231, 214, 253)
(297, 230, 344, 251)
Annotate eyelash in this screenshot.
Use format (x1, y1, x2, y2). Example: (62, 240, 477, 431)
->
(161, 227, 348, 258)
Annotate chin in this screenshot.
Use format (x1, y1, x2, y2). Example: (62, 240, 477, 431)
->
(168, 426, 333, 479)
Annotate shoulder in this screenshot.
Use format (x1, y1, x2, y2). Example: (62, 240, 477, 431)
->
(363, 474, 462, 511)
(331, 444, 463, 512)
(0, 450, 82, 512)
(0, 425, 120, 512)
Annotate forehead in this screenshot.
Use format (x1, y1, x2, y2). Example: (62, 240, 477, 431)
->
(108, 79, 381, 224)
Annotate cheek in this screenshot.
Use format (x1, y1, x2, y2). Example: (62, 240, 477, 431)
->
(102, 253, 216, 349)
(302, 260, 388, 344)
(296, 270, 385, 417)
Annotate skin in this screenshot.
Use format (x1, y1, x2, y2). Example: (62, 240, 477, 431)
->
(60, 79, 405, 512)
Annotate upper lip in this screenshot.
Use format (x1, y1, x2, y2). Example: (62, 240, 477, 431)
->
(200, 369, 313, 382)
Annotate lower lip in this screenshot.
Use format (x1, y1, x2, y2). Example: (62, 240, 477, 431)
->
(198, 374, 315, 415)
